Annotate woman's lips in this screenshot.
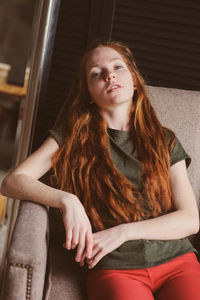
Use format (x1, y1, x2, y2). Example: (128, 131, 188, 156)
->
(107, 84, 122, 93)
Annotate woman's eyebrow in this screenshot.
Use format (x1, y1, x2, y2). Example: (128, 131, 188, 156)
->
(88, 57, 123, 69)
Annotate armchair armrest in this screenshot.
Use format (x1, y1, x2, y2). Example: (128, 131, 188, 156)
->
(3, 200, 49, 300)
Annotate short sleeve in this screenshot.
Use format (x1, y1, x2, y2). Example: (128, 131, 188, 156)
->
(169, 135, 191, 168)
(48, 98, 70, 146)
(49, 128, 63, 146)
(49, 118, 67, 146)
(164, 128, 191, 168)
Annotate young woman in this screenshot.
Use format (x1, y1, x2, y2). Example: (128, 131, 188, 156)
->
(1, 41, 200, 300)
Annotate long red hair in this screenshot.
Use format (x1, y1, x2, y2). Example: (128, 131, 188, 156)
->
(51, 40, 175, 231)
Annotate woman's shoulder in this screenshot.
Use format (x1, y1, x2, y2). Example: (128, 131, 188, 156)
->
(163, 127, 191, 168)
(163, 127, 175, 143)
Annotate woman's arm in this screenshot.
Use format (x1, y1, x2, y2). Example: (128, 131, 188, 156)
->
(124, 160, 199, 241)
(1, 136, 64, 207)
(85, 160, 199, 268)
(1, 136, 93, 260)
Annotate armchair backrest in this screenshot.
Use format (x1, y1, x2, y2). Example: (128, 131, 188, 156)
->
(146, 86, 200, 206)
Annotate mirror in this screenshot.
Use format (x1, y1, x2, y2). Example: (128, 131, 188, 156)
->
(0, 0, 37, 283)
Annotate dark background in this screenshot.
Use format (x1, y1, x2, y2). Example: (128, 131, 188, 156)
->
(31, 0, 200, 152)
(0, 0, 199, 153)
(0, 0, 35, 86)
(0, 0, 36, 169)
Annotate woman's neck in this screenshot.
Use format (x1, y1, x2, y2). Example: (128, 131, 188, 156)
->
(100, 103, 131, 131)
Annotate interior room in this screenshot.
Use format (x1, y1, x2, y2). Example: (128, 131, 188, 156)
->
(0, 1, 200, 299)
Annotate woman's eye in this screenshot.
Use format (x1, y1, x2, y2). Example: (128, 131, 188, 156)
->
(91, 71, 100, 79)
(115, 65, 123, 70)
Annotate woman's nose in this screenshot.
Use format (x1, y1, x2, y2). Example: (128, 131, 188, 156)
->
(105, 71, 116, 81)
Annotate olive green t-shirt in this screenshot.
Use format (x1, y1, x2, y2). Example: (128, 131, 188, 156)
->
(49, 126, 197, 270)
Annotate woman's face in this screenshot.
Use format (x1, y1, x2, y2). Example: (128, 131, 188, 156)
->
(85, 46, 135, 111)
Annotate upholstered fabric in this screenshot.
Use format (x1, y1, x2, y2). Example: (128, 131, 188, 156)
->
(2, 86, 200, 300)
(3, 201, 49, 300)
(146, 86, 200, 204)
(43, 246, 87, 300)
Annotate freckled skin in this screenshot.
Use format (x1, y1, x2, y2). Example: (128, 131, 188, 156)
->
(86, 47, 135, 111)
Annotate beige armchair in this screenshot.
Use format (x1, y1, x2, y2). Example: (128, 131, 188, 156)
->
(2, 86, 200, 300)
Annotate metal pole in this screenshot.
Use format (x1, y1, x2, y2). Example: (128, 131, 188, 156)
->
(0, 0, 61, 293)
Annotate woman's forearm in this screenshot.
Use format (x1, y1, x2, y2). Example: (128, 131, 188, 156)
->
(121, 162, 200, 242)
(1, 173, 71, 210)
(122, 209, 199, 242)
(1, 172, 94, 260)
(85, 208, 199, 269)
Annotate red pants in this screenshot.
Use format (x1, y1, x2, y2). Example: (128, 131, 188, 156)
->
(87, 252, 200, 300)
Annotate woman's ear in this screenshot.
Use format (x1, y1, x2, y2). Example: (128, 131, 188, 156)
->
(132, 74, 137, 90)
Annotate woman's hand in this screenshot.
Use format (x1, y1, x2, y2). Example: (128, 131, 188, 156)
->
(61, 193, 93, 263)
(82, 224, 126, 269)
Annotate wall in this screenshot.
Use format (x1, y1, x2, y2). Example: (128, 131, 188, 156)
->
(0, 0, 36, 86)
